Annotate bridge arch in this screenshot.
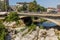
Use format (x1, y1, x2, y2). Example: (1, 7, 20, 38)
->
(42, 18, 60, 26)
(19, 16, 60, 26)
(20, 17, 33, 26)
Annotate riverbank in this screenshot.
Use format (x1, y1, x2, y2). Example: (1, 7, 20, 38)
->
(5, 26, 60, 40)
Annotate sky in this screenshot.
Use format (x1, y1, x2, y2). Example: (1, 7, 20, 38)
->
(9, 0, 60, 8)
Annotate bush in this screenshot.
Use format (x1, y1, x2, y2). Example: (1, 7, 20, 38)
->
(17, 7, 23, 12)
(5, 12, 19, 22)
(0, 21, 7, 40)
(28, 24, 36, 31)
(22, 24, 36, 36)
(40, 25, 44, 29)
(40, 18, 46, 24)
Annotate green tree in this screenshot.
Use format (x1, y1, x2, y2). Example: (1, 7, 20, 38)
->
(0, 1, 1, 9)
(29, 0, 40, 12)
(0, 1, 8, 11)
(28, 2, 37, 12)
(5, 3, 9, 11)
(28, 0, 38, 12)
(33, 0, 37, 5)
(22, 2, 28, 11)
(40, 6, 47, 12)
(17, 2, 27, 12)
(17, 6, 23, 12)
(37, 5, 41, 12)
(28, 0, 47, 12)
(1, 2, 5, 11)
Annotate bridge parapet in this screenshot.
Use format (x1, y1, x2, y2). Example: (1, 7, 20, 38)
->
(18, 13, 60, 17)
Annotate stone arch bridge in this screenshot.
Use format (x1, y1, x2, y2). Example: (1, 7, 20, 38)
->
(0, 12, 60, 26)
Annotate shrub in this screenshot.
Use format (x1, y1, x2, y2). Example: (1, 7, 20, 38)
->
(22, 24, 36, 36)
(40, 25, 44, 29)
(5, 12, 19, 22)
(40, 18, 46, 24)
(0, 21, 7, 40)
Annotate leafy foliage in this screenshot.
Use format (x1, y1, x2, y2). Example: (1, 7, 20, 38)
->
(16, 0, 47, 12)
(28, 2, 38, 12)
(0, 1, 8, 11)
(0, 2, 5, 11)
(40, 18, 46, 24)
(17, 7, 23, 12)
(28, 0, 47, 12)
(40, 25, 44, 29)
(0, 21, 7, 40)
(39, 6, 47, 12)
(22, 24, 36, 36)
(5, 12, 19, 22)
(17, 2, 28, 12)
(22, 2, 28, 11)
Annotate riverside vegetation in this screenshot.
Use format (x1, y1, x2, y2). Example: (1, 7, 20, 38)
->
(0, 20, 7, 40)
(0, 12, 60, 40)
(0, 0, 60, 40)
(0, 11, 46, 40)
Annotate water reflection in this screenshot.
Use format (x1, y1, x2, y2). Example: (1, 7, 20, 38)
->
(37, 21, 57, 28)
(42, 21, 57, 27)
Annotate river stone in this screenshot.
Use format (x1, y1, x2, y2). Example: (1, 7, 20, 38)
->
(39, 29, 47, 37)
(7, 28, 59, 40)
(14, 33, 22, 40)
(40, 37, 45, 40)
(49, 36, 58, 40)
(45, 36, 50, 40)
(44, 36, 58, 40)
(47, 28, 55, 36)
(3, 21, 16, 27)
(14, 36, 20, 40)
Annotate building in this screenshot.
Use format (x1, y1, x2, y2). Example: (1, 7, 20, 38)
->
(57, 5, 60, 9)
(57, 5, 60, 12)
(47, 7, 56, 12)
(16, 2, 30, 7)
(16, 2, 30, 12)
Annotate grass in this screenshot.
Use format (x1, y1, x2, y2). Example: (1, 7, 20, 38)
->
(22, 24, 36, 37)
(0, 20, 8, 40)
(20, 27, 27, 32)
(40, 18, 47, 24)
(39, 25, 44, 29)
(58, 36, 60, 40)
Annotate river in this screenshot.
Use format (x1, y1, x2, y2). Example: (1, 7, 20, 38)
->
(37, 21, 57, 28)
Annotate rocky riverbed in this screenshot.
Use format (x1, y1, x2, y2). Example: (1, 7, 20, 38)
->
(5, 27, 60, 40)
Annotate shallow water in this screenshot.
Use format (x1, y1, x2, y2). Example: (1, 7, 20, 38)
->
(37, 21, 57, 28)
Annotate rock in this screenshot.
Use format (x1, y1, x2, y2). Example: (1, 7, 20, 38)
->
(47, 28, 55, 36)
(6, 28, 59, 40)
(14, 27, 25, 31)
(39, 29, 47, 37)
(5, 33, 12, 40)
(49, 36, 58, 40)
(40, 37, 45, 40)
(14, 33, 22, 40)
(45, 36, 50, 40)
(19, 20, 25, 27)
(14, 36, 20, 40)
(3, 21, 16, 27)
